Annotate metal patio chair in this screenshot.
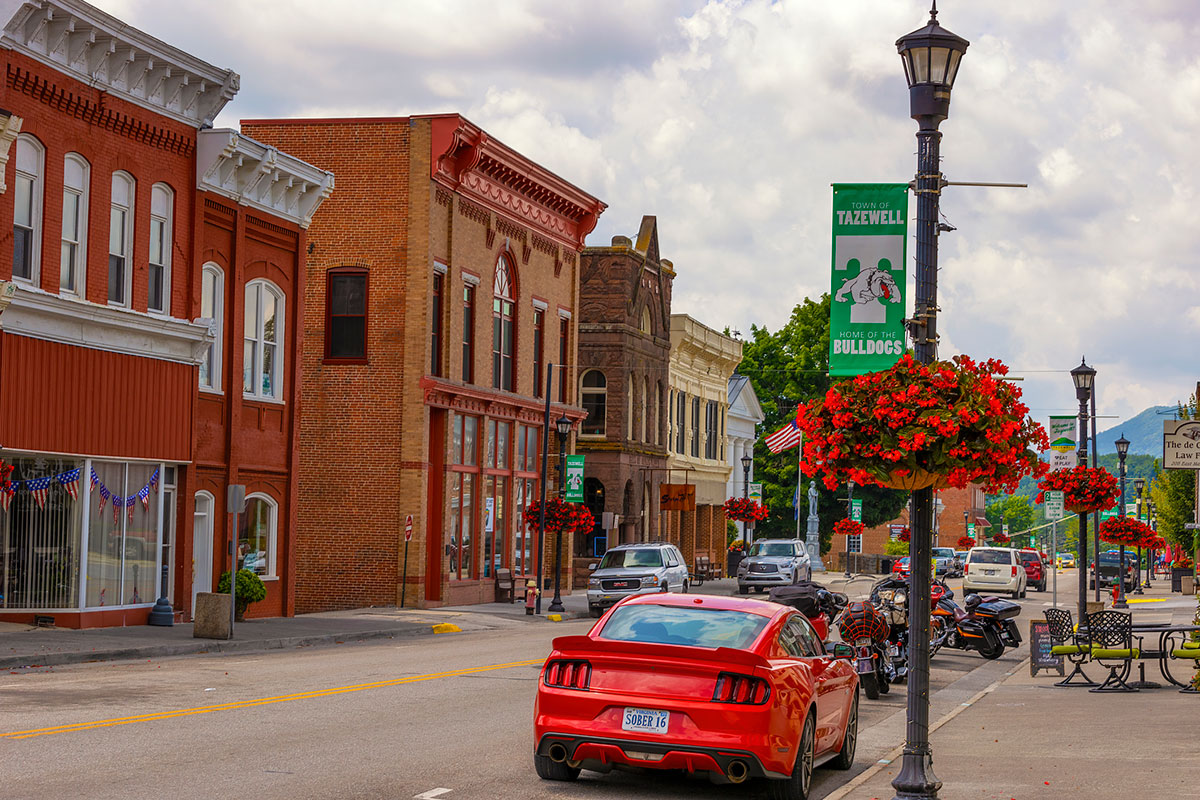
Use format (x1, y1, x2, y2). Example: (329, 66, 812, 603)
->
(1083, 610, 1140, 693)
(1045, 607, 1096, 687)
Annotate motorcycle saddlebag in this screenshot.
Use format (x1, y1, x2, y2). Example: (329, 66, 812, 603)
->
(974, 598, 1020, 620)
(768, 584, 822, 618)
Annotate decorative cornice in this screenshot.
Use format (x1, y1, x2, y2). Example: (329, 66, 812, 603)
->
(0, 111, 22, 193)
(1, 0, 240, 128)
(0, 280, 211, 364)
(197, 129, 334, 229)
(427, 114, 605, 251)
(419, 376, 585, 423)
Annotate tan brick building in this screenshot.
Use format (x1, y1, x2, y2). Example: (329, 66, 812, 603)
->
(242, 115, 604, 610)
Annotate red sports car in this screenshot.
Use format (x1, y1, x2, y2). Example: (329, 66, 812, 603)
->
(891, 556, 912, 579)
(533, 593, 859, 799)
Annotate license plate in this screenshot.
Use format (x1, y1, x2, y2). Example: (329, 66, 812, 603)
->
(984, 569, 997, 576)
(622, 707, 669, 734)
(887, 644, 899, 657)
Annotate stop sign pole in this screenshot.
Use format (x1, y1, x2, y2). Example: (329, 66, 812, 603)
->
(401, 514, 413, 608)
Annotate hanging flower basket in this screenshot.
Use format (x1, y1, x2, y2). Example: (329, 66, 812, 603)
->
(833, 519, 864, 538)
(1099, 515, 1155, 548)
(1146, 535, 1167, 550)
(991, 532, 1010, 545)
(522, 498, 595, 534)
(1036, 465, 1119, 514)
(956, 535, 977, 550)
(724, 497, 769, 523)
(794, 355, 1049, 493)
(897, 526, 911, 543)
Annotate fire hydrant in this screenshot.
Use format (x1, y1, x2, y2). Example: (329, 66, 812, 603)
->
(1112, 583, 1120, 605)
(524, 580, 538, 615)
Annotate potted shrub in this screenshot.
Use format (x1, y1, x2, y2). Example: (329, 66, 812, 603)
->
(218, 568, 267, 621)
(1173, 555, 1195, 593)
(727, 540, 747, 574)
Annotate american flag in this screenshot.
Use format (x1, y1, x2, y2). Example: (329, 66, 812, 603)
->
(764, 420, 803, 454)
(138, 484, 151, 512)
(0, 485, 14, 512)
(28, 476, 52, 509)
(97, 484, 111, 513)
(58, 468, 81, 501)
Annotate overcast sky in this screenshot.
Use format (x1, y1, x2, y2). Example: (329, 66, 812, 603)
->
(97, 0, 1200, 428)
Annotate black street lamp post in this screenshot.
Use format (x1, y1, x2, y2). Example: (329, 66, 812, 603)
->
(741, 453, 753, 549)
(1133, 477, 1146, 595)
(1070, 358, 1095, 622)
(1114, 434, 1129, 609)
(892, 8, 968, 796)
(548, 413, 572, 614)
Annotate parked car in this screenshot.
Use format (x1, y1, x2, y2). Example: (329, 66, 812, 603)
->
(1089, 551, 1138, 592)
(932, 547, 959, 577)
(737, 538, 812, 594)
(954, 550, 970, 569)
(1057, 552, 1076, 569)
(1017, 549, 1045, 592)
(586, 543, 690, 618)
(533, 593, 860, 795)
(962, 547, 1026, 599)
(891, 556, 911, 580)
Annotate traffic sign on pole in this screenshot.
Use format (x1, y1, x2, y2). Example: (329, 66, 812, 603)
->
(405, 514, 413, 542)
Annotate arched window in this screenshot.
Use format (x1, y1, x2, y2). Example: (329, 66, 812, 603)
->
(239, 493, 278, 577)
(193, 491, 215, 606)
(148, 183, 174, 314)
(12, 134, 44, 284)
(581, 370, 607, 436)
(200, 263, 224, 391)
(60, 152, 89, 295)
(244, 279, 285, 400)
(640, 305, 651, 334)
(492, 254, 516, 392)
(108, 171, 135, 306)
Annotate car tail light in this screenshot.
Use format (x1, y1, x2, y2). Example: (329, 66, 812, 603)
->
(1011, 565, 1018, 577)
(544, 660, 591, 690)
(713, 672, 771, 705)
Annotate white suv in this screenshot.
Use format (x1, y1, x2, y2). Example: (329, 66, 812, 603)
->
(962, 547, 1027, 599)
(586, 543, 690, 618)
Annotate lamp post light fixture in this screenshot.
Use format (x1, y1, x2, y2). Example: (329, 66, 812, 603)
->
(1133, 477, 1146, 595)
(1070, 357, 1095, 622)
(741, 452, 753, 549)
(1113, 434, 1130, 609)
(548, 413, 573, 614)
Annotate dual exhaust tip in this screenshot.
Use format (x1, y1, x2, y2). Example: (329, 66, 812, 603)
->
(546, 743, 748, 784)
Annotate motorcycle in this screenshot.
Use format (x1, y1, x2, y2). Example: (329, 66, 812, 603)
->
(930, 585, 1022, 660)
(835, 598, 892, 699)
(767, 582, 848, 642)
(869, 576, 916, 684)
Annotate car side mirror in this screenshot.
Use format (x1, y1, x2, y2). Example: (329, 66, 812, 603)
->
(588, 563, 598, 571)
(830, 642, 855, 659)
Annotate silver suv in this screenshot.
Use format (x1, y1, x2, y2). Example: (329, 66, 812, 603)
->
(737, 538, 812, 594)
(586, 542, 690, 618)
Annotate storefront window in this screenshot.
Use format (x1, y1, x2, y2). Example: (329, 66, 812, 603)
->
(1, 456, 82, 609)
(86, 461, 157, 607)
(239, 495, 277, 576)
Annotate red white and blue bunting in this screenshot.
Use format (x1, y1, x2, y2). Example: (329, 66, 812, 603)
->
(0, 460, 157, 521)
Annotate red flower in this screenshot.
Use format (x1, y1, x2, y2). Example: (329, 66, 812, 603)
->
(1099, 515, 1155, 548)
(991, 532, 1010, 545)
(1037, 466, 1119, 514)
(724, 497, 769, 523)
(833, 518, 864, 537)
(956, 535, 977, 549)
(522, 498, 595, 534)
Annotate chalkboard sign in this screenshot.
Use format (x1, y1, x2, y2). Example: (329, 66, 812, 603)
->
(1029, 619, 1064, 677)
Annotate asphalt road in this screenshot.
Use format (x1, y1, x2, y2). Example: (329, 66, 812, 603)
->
(0, 572, 1074, 800)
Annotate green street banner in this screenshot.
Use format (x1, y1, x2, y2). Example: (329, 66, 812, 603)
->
(1047, 416, 1077, 471)
(565, 455, 585, 503)
(749, 483, 763, 503)
(829, 183, 909, 376)
(851, 499, 863, 522)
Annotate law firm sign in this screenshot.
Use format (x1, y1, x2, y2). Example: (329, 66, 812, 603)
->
(1163, 420, 1200, 470)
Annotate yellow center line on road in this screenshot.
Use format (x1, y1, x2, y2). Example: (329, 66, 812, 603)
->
(1, 658, 544, 740)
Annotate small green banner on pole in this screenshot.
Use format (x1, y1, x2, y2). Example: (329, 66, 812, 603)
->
(968, 522, 976, 537)
(829, 183, 909, 376)
(565, 455, 585, 503)
(851, 499, 863, 522)
(749, 483, 763, 503)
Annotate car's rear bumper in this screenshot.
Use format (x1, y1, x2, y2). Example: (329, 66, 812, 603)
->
(535, 732, 788, 780)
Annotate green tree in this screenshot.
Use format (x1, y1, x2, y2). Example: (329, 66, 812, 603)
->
(736, 295, 907, 554)
(985, 494, 1034, 537)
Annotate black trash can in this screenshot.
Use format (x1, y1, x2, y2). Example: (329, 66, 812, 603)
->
(728, 552, 744, 576)
(880, 557, 893, 574)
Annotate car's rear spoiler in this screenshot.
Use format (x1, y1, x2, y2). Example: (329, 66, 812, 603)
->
(550, 635, 771, 671)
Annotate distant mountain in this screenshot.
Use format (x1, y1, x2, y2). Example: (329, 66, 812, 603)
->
(1096, 405, 1176, 456)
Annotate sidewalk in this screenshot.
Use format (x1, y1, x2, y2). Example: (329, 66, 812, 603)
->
(829, 592, 1200, 800)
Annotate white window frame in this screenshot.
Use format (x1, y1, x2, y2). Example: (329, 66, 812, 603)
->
(243, 279, 285, 402)
(12, 134, 44, 285)
(148, 183, 173, 315)
(579, 369, 607, 437)
(200, 263, 224, 392)
(242, 492, 279, 578)
(108, 171, 135, 307)
(60, 152, 89, 296)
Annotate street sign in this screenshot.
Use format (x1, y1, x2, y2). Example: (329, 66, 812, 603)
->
(564, 455, 585, 502)
(850, 499, 863, 522)
(1044, 490, 1064, 520)
(749, 483, 763, 503)
(660, 484, 696, 511)
(1185, 523, 1200, 530)
(404, 514, 413, 542)
(1163, 420, 1200, 470)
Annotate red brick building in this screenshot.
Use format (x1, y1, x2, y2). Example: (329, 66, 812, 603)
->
(242, 115, 605, 610)
(0, 0, 330, 626)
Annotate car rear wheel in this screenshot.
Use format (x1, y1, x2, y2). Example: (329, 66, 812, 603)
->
(828, 691, 859, 770)
(769, 712, 815, 800)
(534, 753, 580, 782)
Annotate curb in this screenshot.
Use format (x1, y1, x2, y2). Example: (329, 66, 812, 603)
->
(0, 624, 442, 670)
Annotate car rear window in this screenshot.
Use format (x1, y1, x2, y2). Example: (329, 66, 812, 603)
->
(968, 549, 1011, 565)
(751, 541, 796, 557)
(598, 549, 663, 569)
(599, 605, 770, 650)
(932, 548, 954, 559)
(1019, 552, 1039, 563)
